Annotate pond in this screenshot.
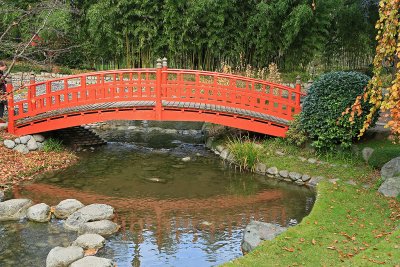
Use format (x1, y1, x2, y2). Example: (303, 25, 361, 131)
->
(1, 142, 315, 267)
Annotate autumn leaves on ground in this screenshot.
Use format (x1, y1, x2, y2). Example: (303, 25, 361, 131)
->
(0, 130, 77, 191)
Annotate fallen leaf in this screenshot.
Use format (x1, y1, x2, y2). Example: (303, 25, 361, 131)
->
(283, 247, 295, 252)
(311, 239, 316, 245)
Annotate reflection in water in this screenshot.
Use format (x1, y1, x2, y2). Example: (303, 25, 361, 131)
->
(2, 143, 315, 266)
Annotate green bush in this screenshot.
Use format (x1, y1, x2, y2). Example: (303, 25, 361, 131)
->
(43, 138, 64, 152)
(300, 71, 377, 150)
(285, 114, 309, 147)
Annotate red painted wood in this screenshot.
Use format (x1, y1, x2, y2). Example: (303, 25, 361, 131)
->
(7, 67, 304, 137)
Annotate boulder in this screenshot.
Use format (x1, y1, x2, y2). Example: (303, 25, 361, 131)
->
(65, 204, 114, 231)
(19, 135, 32, 144)
(241, 221, 286, 253)
(181, 157, 191, 162)
(0, 190, 4, 202)
(13, 144, 29, 154)
(378, 177, 400, 197)
(0, 199, 33, 221)
(308, 176, 325, 187)
(267, 167, 278, 175)
(307, 158, 317, 164)
(14, 138, 21, 144)
(27, 138, 38, 151)
(362, 147, 374, 162)
(254, 163, 267, 175)
(70, 256, 115, 267)
(72, 234, 105, 250)
(301, 174, 311, 182)
(381, 157, 400, 180)
(289, 172, 302, 181)
(37, 142, 44, 151)
(278, 170, 289, 178)
(220, 149, 232, 161)
(32, 134, 45, 142)
(54, 199, 84, 219)
(3, 140, 15, 149)
(78, 220, 120, 236)
(27, 203, 51, 222)
(46, 246, 84, 267)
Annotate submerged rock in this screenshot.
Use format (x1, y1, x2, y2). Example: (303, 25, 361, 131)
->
(46, 246, 84, 267)
(78, 220, 120, 236)
(241, 221, 286, 253)
(0, 199, 33, 221)
(144, 177, 167, 183)
(65, 204, 114, 231)
(70, 256, 115, 267)
(54, 199, 85, 219)
(72, 234, 105, 250)
(27, 203, 51, 222)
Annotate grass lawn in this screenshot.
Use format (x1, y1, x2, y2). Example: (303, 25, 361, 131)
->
(221, 136, 400, 266)
(223, 182, 399, 266)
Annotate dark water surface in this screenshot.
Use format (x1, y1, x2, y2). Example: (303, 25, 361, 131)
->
(1, 142, 315, 267)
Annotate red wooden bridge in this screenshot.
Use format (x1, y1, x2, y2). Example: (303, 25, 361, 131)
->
(6, 59, 304, 137)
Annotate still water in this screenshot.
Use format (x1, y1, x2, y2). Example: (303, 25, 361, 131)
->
(1, 142, 315, 267)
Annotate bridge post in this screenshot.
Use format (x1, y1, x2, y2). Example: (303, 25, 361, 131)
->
(6, 82, 15, 134)
(161, 57, 168, 98)
(28, 73, 35, 113)
(295, 75, 302, 113)
(156, 58, 163, 120)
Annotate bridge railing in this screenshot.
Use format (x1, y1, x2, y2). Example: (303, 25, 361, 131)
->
(6, 58, 304, 133)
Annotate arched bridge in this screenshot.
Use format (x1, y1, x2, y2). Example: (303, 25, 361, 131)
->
(6, 59, 304, 137)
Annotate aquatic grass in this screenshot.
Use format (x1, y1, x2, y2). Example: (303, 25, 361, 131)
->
(223, 182, 400, 267)
(226, 136, 264, 171)
(42, 138, 64, 152)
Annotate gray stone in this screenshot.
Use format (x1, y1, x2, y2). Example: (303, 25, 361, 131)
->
(216, 145, 225, 153)
(32, 134, 45, 142)
(301, 174, 311, 182)
(78, 220, 120, 236)
(289, 172, 302, 181)
(295, 180, 305, 185)
(19, 135, 32, 144)
(378, 177, 400, 197)
(308, 176, 325, 187)
(298, 156, 306, 162)
(37, 142, 44, 151)
(14, 138, 21, 144)
(54, 199, 85, 219)
(65, 204, 114, 231)
(275, 150, 285, 156)
(205, 137, 214, 149)
(329, 178, 340, 184)
(3, 140, 15, 149)
(27, 138, 38, 151)
(279, 170, 289, 178)
(70, 256, 115, 267)
(46, 246, 84, 267)
(0, 199, 33, 221)
(72, 234, 105, 250)
(220, 149, 231, 161)
(381, 157, 400, 180)
(0, 190, 4, 202)
(27, 203, 51, 222)
(362, 147, 374, 162)
(254, 163, 267, 175)
(307, 158, 317, 164)
(181, 157, 191, 162)
(345, 180, 357, 186)
(241, 221, 286, 253)
(267, 167, 278, 175)
(13, 144, 29, 154)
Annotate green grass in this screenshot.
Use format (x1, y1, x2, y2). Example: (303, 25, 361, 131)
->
(223, 182, 400, 267)
(227, 137, 378, 184)
(42, 138, 64, 152)
(356, 139, 400, 169)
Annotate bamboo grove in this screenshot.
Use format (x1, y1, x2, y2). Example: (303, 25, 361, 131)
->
(1, 0, 379, 72)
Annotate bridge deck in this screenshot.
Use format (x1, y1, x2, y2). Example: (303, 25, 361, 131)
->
(16, 101, 288, 126)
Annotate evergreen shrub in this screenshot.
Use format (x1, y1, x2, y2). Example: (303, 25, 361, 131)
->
(300, 71, 376, 150)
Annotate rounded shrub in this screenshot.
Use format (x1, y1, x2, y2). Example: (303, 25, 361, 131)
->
(300, 71, 377, 150)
